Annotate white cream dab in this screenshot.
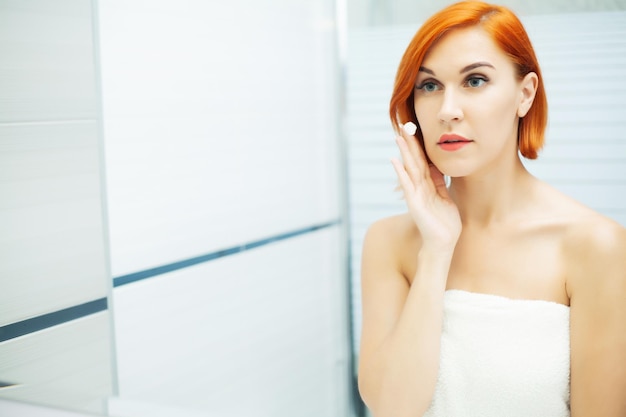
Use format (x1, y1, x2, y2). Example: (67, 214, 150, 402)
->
(403, 122, 417, 136)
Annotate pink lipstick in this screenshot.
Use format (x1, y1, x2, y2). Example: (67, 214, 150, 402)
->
(438, 134, 473, 151)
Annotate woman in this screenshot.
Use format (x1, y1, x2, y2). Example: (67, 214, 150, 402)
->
(357, 2, 626, 417)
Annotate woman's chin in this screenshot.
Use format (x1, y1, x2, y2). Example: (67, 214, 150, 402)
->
(432, 162, 473, 179)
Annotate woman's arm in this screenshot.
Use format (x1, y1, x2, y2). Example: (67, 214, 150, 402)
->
(358, 123, 461, 417)
(358, 221, 454, 417)
(568, 220, 626, 416)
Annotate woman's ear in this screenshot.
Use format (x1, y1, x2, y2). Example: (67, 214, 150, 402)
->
(518, 72, 538, 118)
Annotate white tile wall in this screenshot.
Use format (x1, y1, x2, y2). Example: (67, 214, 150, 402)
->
(0, 122, 108, 324)
(0, 0, 115, 414)
(0, 0, 97, 122)
(113, 228, 348, 417)
(0, 312, 114, 414)
(98, 0, 353, 416)
(98, 0, 343, 277)
(0, 0, 111, 320)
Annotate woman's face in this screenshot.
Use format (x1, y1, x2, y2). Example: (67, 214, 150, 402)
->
(413, 26, 535, 178)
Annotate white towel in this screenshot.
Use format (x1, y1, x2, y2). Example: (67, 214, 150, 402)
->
(423, 290, 570, 417)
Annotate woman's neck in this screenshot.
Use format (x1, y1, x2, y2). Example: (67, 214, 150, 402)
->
(448, 156, 535, 228)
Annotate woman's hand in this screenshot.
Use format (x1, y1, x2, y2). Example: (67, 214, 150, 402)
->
(391, 122, 462, 252)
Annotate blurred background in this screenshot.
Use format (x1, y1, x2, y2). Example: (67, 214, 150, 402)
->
(1, 0, 625, 416)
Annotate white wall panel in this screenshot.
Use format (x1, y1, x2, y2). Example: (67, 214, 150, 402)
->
(0, 122, 108, 324)
(0, 0, 98, 122)
(99, 0, 342, 277)
(99, 2, 352, 415)
(113, 227, 348, 417)
(0, 312, 114, 414)
(0, 0, 115, 414)
(346, 0, 626, 28)
(347, 11, 626, 353)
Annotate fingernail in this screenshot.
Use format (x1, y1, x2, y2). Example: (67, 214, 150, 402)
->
(403, 122, 417, 136)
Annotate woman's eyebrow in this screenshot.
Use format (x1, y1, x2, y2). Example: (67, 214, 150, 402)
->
(460, 61, 495, 73)
(418, 62, 495, 76)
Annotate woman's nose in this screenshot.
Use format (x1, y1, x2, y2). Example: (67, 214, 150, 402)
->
(437, 90, 464, 124)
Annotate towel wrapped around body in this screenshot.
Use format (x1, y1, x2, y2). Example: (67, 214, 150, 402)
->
(423, 289, 570, 417)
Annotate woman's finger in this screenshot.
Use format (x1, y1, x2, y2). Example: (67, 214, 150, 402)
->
(391, 157, 416, 200)
(399, 122, 430, 180)
(395, 135, 422, 183)
(429, 164, 449, 199)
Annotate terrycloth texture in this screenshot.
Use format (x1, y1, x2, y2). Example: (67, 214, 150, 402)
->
(423, 290, 570, 417)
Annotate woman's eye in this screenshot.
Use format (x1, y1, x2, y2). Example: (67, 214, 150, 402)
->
(417, 81, 439, 93)
(466, 76, 487, 88)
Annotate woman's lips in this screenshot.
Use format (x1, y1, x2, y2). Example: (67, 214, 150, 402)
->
(437, 134, 473, 151)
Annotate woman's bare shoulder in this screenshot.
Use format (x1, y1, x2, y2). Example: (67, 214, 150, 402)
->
(563, 212, 625, 273)
(364, 213, 421, 252)
(534, 181, 623, 237)
(362, 213, 419, 276)
(544, 186, 626, 294)
(566, 211, 625, 247)
(544, 185, 626, 253)
(365, 213, 417, 241)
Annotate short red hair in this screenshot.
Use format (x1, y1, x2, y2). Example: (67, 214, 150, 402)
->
(389, 1, 547, 159)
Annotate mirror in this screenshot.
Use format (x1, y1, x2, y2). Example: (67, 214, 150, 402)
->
(1, 0, 354, 416)
(2, 0, 624, 416)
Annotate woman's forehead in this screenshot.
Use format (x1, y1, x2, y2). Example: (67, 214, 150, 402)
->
(421, 26, 509, 71)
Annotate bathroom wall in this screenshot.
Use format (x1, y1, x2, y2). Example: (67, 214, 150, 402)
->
(98, 0, 355, 416)
(0, 0, 115, 413)
(1, 0, 355, 416)
(346, 0, 626, 28)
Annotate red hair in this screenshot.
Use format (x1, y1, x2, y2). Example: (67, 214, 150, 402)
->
(389, 1, 547, 159)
